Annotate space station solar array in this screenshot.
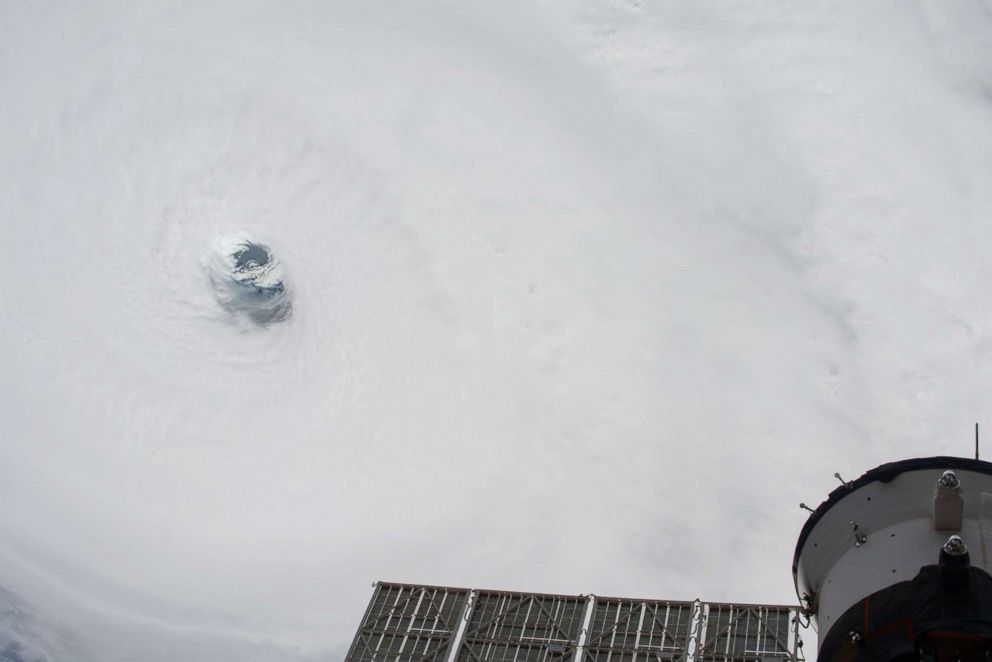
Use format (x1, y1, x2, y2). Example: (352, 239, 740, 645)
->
(345, 582, 802, 662)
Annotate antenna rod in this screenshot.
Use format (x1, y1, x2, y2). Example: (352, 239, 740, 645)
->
(977, 423, 980, 461)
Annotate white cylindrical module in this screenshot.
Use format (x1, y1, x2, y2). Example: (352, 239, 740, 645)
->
(794, 457, 992, 662)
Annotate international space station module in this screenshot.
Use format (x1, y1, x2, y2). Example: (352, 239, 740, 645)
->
(795, 455, 992, 662)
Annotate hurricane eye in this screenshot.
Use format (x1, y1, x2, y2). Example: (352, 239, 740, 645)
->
(207, 236, 292, 326)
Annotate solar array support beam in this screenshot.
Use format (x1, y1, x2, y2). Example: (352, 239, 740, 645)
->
(571, 595, 595, 662)
(444, 590, 477, 662)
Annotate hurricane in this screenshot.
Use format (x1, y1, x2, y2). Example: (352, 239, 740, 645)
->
(3, 1, 992, 660)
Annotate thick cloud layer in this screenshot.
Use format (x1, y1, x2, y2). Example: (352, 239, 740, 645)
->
(2, 1, 992, 659)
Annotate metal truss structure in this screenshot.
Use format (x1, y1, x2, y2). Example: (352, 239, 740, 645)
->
(346, 583, 802, 662)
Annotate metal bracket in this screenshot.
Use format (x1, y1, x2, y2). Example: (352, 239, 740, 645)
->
(850, 521, 867, 547)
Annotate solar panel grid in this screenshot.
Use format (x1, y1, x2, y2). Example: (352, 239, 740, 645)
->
(459, 592, 586, 661)
(585, 599, 694, 662)
(349, 585, 470, 661)
(697, 606, 793, 662)
(345, 584, 800, 662)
